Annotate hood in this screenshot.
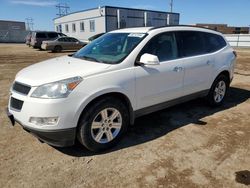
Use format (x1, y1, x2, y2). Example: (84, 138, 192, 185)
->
(15, 55, 111, 86)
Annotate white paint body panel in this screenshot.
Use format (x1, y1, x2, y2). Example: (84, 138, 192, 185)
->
(8, 26, 235, 131)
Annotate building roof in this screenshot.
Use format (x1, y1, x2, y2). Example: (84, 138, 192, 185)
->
(0, 20, 25, 24)
(54, 5, 179, 20)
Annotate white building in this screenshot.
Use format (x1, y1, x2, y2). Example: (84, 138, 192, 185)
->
(54, 6, 180, 41)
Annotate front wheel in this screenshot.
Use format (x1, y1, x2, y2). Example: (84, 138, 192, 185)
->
(53, 45, 62, 53)
(77, 97, 129, 152)
(207, 74, 229, 106)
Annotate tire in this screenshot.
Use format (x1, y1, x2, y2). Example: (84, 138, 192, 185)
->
(77, 97, 129, 152)
(53, 45, 62, 53)
(207, 74, 229, 106)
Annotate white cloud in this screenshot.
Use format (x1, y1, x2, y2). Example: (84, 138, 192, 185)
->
(10, 0, 58, 7)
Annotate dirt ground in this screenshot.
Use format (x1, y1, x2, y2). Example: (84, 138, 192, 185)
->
(0, 44, 249, 188)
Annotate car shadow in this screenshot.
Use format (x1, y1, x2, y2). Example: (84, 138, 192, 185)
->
(54, 86, 250, 157)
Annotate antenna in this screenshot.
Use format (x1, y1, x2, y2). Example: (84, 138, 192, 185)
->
(170, 0, 173, 12)
(98, 5, 104, 16)
(25, 17, 34, 31)
(56, 3, 70, 17)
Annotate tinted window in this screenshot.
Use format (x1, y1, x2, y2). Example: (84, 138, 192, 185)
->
(47, 32, 58, 38)
(36, 33, 47, 38)
(69, 38, 78, 42)
(139, 32, 178, 62)
(204, 33, 227, 53)
(176, 31, 206, 57)
(58, 38, 65, 42)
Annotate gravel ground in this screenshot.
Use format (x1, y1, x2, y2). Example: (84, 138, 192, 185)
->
(0, 44, 249, 188)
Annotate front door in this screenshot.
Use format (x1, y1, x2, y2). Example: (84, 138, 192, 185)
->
(135, 32, 184, 110)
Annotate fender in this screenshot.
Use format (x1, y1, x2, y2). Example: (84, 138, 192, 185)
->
(73, 86, 135, 127)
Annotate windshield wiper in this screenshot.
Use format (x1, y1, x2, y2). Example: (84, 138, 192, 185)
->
(80, 56, 101, 63)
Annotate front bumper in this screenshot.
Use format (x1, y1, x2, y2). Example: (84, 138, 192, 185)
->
(6, 108, 76, 147)
(41, 44, 53, 51)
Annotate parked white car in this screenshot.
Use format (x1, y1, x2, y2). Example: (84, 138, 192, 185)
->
(7, 26, 236, 151)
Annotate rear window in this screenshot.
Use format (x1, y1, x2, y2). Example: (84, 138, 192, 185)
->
(204, 33, 227, 53)
(47, 32, 58, 38)
(36, 33, 46, 38)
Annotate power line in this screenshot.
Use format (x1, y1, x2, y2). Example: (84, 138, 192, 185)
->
(56, 3, 70, 17)
(25, 17, 34, 31)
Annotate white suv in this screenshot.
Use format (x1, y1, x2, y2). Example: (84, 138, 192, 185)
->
(7, 26, 236, 151)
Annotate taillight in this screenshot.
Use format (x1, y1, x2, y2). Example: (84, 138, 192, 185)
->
(233, 50, 237, 58)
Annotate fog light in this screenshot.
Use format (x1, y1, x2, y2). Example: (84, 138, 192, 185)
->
(29, 117, 59, 126)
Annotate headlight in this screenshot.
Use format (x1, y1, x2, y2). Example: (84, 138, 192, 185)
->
(31, 76, 82, 99)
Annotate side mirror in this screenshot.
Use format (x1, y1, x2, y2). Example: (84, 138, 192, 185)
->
(139, 53, 160, 65)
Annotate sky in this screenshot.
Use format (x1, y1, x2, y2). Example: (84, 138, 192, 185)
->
(0, 0, 250, 30)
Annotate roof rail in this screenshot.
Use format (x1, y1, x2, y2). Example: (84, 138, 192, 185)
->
(148, 25, 218, 32)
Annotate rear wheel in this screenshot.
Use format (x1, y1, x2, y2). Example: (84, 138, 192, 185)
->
(53, 45, 62, 52)
(207, 74, 229, 106)
(77, 97, 129, 152)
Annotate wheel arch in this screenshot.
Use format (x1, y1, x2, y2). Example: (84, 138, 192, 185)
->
(76, 92, 135, 129)
(211, 69, 231, 88)
(215, 70, 231, 84)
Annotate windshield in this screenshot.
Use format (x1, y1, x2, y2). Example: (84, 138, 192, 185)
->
(73, 33, 147, 64)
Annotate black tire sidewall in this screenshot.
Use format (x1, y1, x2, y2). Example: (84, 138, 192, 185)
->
(54, 46, 62, 52)
(208, 74, 229, 106)
(77, 97, 129, 152)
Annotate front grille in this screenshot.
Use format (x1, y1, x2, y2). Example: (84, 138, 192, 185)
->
(10, 97, 24, 111)
(12, 82, 31, 95)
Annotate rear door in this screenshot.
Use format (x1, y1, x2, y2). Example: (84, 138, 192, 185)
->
(69, 37, 81, 50)
(175, 31, 213, 95)
(58, 38, 69, 50)
(36, 32, 47, 46)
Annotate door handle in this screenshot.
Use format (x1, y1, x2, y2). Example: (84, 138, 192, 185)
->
(173, 67, 183, 72)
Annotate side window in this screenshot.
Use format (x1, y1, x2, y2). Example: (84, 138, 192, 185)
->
(47, 32, 58, 38)
(70, 38, 78, 42)
(58, 38, 66, 42)
(204, 33, 227, 53)
(72, 23, 76, 32)
(176, 31, 205, 57)
(36, 33, 46, 38)
(64, 37, 71, 42)
(80, 22, 84, 32)
(90, 20, 95, 32)
(139, 32, 178, 62)
(65, 24, 69, 33)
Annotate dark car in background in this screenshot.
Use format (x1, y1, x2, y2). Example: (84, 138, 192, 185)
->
(30, 31, 66, 49)
(87, 33, 105, 43)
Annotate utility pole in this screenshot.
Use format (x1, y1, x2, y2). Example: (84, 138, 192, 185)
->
(56, 3, 70, 17)
(25, 17, 34, 31)
(170, 0, 173, 12)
